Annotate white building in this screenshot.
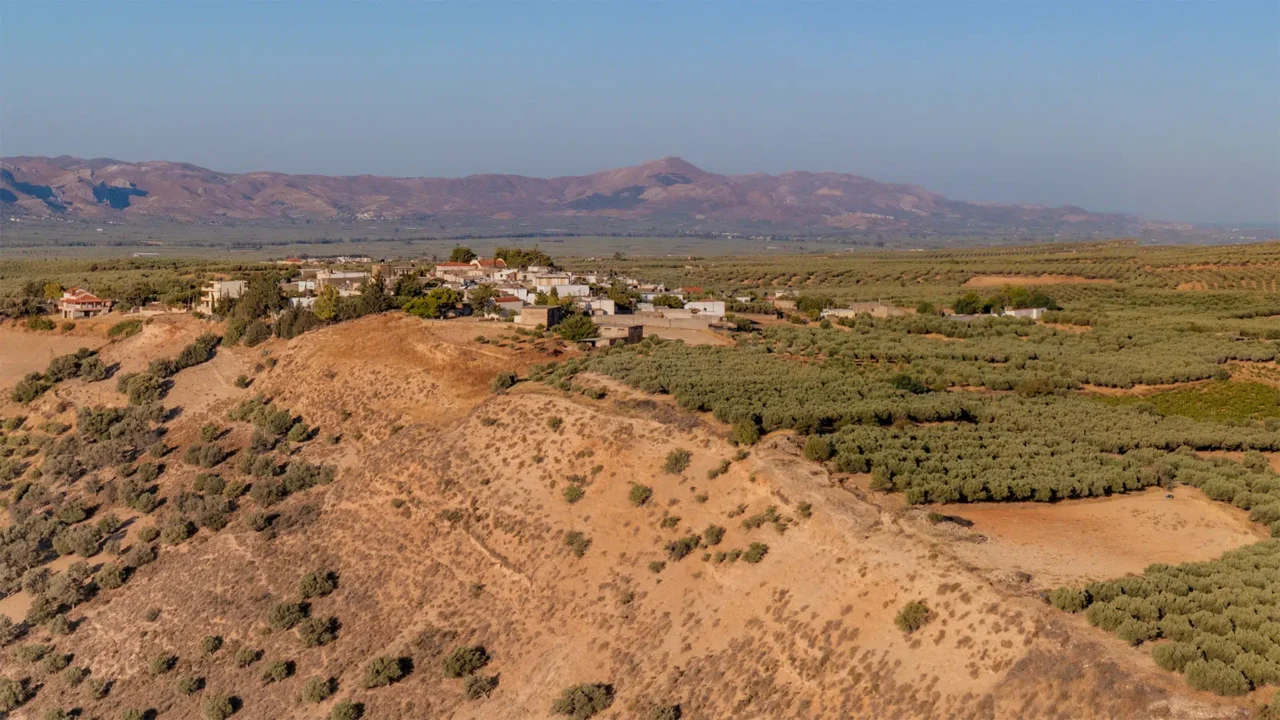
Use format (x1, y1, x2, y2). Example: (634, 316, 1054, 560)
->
(582, 297, 617, 316)
(533, 273, 572, 288)
(1003, 307, 1048, 320)
(686, 301, 726, 316)
(556, 284, 592, 298)
(199, 280, 247, 314)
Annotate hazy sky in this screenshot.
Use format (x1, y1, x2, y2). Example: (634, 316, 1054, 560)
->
(2, 1, 1277, 223)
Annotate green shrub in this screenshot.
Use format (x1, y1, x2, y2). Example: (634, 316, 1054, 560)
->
(149, 653, 177, 675)
(302, 675, 334, 702)
(297, 616, 337, 648)
(443, 645, 491, 678)
(551, 683, 615, 719)
(234, 647, 262, 668)
(664, 449, 691, 474)
(555, 315, 597, 342)
(665, 535, 701, 562)
(362, 656, 408, 688)
(203, 695, 237, 720)
(629, 483, 653, 507)
(177, 675, 204, 695)
(184, 443, 227, 468)
(491, 371, 518, 392)
(299, 569, 338, 599)
(1184, 658, 1251, 696)
(0, 677, 29, 712)
(161, 519, 195, 545)
(330, 702, 363, 720)
(895, 601, 931, 633)
(267, 601, 307, 631)
(1048, 587, 1089, 613)
(465, 673, 499, 700)
(242, 320, 271, 347)
(202, 635, 223, 654)
(802, 435, 834, 461)
(61, 665, 88, 686)
(703, 524, 725, 546)
(743, 542, 769, 564)
(731, 420, 761, 446)
(261, 659, 293, 683)
(96, 561, 126, 589)
(563, 485, 585, 504)
(564, 531, 591, 558)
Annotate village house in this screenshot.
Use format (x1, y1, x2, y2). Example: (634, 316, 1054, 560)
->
(533, 272, 572, 289)
(58, 288, 114, 319)
(371, 263, 416, 284)
(315, 270, 370, 294)
(493, 296, 525, 314)
(581, 297, 616, 316)
(554, 284, 592, 298)
(516, 305, 565, 328)
(686, 300, 726, 316)
(432, 262, 474, 284)
(198, 280, 247, 314)
(582, 322, 643, 348)
(821, 302, 911, 320)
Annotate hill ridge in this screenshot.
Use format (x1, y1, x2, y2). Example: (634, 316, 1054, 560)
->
(0, 154, 1140, 235)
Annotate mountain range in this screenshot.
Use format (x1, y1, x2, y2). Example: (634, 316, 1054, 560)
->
(1, 155, 1144, 236)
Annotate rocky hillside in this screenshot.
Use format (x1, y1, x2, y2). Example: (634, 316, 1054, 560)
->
(0, 155, 1141, 236)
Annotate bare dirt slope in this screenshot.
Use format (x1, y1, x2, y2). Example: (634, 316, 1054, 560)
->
(3, 315, 1264, 720)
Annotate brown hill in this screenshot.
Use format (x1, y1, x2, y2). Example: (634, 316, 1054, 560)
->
(0, 315, 1258, 719)
(0, 155, 1140, 236)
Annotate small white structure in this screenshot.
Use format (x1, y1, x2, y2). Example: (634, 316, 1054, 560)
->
(686, 301, 726, 316)
(582, 297, 617, 316)
(1003, 307, 1048, 320)
(556, 284, 592, 298)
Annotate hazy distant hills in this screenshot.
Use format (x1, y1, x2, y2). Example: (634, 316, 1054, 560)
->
(1, 155, 1144, 236)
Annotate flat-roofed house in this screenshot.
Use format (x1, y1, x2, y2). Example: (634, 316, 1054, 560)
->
(516, 305, 564, 328)
(1003, 307, 1048, 320)
(533, 273, 572, 289)
(432, 262, 474, 284)
(59, 288, 114, 319)
(686, 300, 726, 316)
(371, 264, 416, 284)
(198, 280, 247, 314)
(315, 270, 369, 293)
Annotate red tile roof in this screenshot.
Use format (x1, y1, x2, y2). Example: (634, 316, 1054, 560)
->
(494, 296, 522, 303)
(61, 288, 109, 304)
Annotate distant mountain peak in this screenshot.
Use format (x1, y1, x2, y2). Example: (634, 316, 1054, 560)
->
(0, 154, 1139, 236)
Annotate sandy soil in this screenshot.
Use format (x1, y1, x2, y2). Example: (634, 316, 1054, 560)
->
(0, 327, 110, 388)
(964, 274, 1117, 287)
(1078, 381, 1209, 396)
(642, 326, 734, 346)
(922, 486, 1268, 589)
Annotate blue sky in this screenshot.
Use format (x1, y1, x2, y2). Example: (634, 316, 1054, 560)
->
(2, 1, 1276, 223)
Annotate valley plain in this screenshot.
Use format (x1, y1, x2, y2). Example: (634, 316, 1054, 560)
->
(0, 240, 1278, 720)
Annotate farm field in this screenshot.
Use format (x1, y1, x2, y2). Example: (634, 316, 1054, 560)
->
(0, 239, 1277, 719)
